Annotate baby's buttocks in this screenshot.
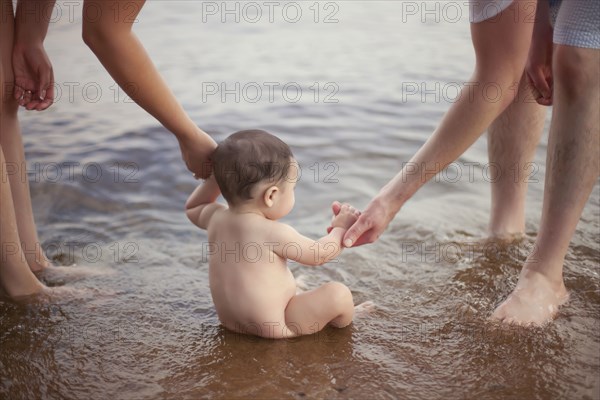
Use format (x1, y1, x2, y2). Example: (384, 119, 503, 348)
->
(209, 259, 297, 336)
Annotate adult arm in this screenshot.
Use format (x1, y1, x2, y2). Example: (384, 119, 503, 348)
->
(343, 0, 538, 247)
(82, 0, 216, 178)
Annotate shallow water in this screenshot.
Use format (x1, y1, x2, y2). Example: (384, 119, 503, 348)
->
(1, 1, 599, 399)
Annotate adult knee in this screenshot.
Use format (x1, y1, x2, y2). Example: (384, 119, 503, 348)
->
(553, 45, 600, 101)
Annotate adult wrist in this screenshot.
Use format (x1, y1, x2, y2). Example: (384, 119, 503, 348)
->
(13, 38, 45, 51)
(377, 186, 405, 216)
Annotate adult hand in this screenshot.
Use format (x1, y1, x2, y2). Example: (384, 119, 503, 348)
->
(525, 5, 553, 106)
(12, 43, 54, 111)
(179, 130, 217, 179)
(328, 198, 398, 247)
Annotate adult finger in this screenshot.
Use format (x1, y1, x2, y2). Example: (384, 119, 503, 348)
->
(527, 70, 551, 105)
(343, 214, 372, 247)
(37, 71, 51, 101)
(20, 89, 33, 106)
(13, 84, 24, 101)
(36, 82, 55, 111)
(537, 71, 553, 106)
(25, 98, 42, 110)
(351, 230, 377, 247)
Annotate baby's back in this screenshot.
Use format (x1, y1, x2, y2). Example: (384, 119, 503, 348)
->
(206, 210, 296, 332)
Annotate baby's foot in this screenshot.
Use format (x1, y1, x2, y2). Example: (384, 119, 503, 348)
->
(354, 301, 376, 318)
(491, 269, 568, 326)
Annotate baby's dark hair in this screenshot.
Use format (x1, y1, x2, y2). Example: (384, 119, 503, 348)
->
(212, 129, 294, 206)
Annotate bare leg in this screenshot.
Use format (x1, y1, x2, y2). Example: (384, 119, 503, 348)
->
(487, 75, 547, 237)
(0, 147, 44, 297)
(82, 0, 216, 177)
(0, 0, 47, 296)
(492, 45, 600, 325)
(0, 125, 50, 272)
(284, 282, 355, 337)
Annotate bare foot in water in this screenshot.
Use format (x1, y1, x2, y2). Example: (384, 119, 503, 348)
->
(36, 264, 114, 282)
(8, 284, 108, 303)
(491, 269, 568, 326)
(354, 301, 376, 317)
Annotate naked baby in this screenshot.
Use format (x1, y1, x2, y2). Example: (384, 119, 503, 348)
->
(186, 129, 370, 339)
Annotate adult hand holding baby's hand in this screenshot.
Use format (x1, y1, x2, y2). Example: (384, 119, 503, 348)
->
(329, 197, 397, 247)
(330, 202, 360, 230)
(179, 129, 217, 179)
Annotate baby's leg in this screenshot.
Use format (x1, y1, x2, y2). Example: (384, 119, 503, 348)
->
(284, 282, 354, 336)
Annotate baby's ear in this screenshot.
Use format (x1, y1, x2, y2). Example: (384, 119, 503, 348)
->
(263, 185, 279, 208)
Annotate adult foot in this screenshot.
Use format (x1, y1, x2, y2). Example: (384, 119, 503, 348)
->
(491, 269, 568, 326)
(27, 253, 52, 272)
(36, 264, 114, 282)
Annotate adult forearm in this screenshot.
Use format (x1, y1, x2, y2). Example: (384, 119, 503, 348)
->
(379, 1, 537, 210)
(84, 29, 198, 141)
(380, 75, 518, 209)
(342, 1, 537, 248)
(14, 0, 56, 44)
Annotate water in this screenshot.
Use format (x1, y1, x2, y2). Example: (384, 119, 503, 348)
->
(1, 1, 599, 399)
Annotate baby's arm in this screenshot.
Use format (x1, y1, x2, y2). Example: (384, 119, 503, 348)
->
(272, 204, 359, 266)
(185, 175, 225, 230)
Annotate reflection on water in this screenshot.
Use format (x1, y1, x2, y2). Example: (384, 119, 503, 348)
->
(1, 1, 599, 399)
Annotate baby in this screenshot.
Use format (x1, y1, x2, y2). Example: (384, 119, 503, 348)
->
(186, 129, 367, 339)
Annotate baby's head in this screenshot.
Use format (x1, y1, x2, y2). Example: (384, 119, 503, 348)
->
(212, 129, 298, 219)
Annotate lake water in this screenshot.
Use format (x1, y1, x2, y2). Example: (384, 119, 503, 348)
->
(1, 1, 599, 399)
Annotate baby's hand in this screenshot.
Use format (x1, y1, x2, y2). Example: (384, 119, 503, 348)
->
(331, 203, 360, 230)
